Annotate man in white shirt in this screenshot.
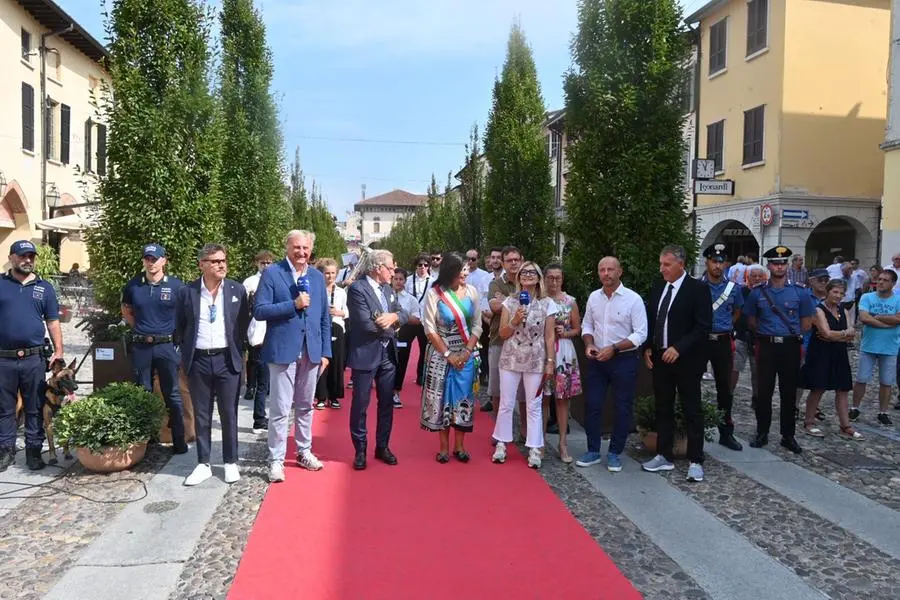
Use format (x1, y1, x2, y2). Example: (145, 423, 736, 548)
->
(391, 268, 421, 408)
(883, 253, 900, 293)
(405, 252, 434, 384)
(826, 255, 845, 280)
(242, 250, 275, 431)
(575, 256, 647, 473)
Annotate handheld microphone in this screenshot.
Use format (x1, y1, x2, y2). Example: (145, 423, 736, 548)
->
(298, 276, 310, 294)
(518, 291, 531, 306)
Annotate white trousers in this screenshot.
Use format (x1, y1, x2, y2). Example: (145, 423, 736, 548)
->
(493, 369, 544, 449)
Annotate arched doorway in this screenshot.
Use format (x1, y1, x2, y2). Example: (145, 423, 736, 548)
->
(0, 183, 30, 259)
(701, 219, 760, 262)
(805, 216, 872, 268)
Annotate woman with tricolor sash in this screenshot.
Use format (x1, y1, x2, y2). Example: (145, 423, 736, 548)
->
(420, 252, 482, 463)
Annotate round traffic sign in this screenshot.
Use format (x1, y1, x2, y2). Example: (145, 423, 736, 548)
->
(760, 203, 774, 227)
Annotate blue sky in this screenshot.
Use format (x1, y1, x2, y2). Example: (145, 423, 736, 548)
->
(58, 0, 700, 217)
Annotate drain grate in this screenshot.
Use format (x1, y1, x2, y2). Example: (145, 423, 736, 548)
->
(818, 452, 896, 471)
(144, 500, 179, 514)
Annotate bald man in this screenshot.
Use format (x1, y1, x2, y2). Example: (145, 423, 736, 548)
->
(575, 257, 648, 473)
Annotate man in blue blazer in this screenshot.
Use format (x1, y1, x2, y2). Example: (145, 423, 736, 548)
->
(175, 243, 249, 487)
(254, 230, 332, 482)
(347, 249, 409, 470)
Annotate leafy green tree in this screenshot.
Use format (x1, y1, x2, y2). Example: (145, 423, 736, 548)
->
(562, 0, 693, 299)
(87, 0, 222, 310)
(289, 147, 308, 230)
(307, 182, 346, 261)
(218, 0, 288, 277)
(458, 124, 485, 252)
(483, 23, 555, 265)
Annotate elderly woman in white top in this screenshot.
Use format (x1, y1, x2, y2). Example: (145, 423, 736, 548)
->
(314, 258, 348, 409)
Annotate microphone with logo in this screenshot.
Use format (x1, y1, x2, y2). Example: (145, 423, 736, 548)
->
(297, 275, 310, 312)
(518, 290, 531, 307)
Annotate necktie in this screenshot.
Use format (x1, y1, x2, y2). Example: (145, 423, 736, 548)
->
(378, 286, 389, 313)
(654, 284, 674, 348)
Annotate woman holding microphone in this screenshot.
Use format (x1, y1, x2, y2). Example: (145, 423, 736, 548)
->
(492, 261, 556, 468)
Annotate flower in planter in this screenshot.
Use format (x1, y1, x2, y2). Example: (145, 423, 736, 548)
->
(634, 394, 724, 442)
(54, 382, 167, 454)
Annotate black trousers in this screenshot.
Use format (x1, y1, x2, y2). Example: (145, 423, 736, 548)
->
(414, 324, 427, 384)
(394, 324, 416, 391)
(478, 326, 491, 385)
(651, 349, 704, 463)
(349, 345, 396, 452)
(188, 353, 240, 464)
(706, 335, 735, 433)
(755, 337, 801, 439)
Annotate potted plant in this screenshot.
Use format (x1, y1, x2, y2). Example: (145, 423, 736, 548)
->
(634, 394, 724, 457)
(78, 312, 134, 389)
(54, 382, 167, 472)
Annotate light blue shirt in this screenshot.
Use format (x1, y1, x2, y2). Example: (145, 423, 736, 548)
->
(705, 278, 743, 333)
(859, 291, 900, 355)
(743, 283, 812, 336)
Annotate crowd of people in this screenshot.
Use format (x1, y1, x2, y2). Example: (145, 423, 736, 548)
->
(2, 232, 898, 486)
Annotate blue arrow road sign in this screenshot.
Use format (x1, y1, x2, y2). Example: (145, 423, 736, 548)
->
(782, 209, 809, 220)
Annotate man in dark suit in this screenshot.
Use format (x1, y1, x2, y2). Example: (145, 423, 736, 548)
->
(347, 249, 409, 470)
(254, 230, 332, 483)
(642, 244, 712, 482)
(176, 243, 249, 486)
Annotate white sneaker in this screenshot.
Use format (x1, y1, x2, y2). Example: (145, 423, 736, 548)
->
(268, 462, 285, 483)
(297, 450, 323, 471)
(223, 463, 240, 484)
(527, 447, 542, 469)
(492, 441, 507, 463)
(184, 463, 212, 486)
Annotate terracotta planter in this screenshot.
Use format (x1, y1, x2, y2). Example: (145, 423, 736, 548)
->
(639, 430, 688, 458)
(76, 441, 148, 472)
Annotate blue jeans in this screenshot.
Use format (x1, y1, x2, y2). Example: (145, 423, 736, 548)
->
(584, 353, 639, 455)
(0, 355, 45, 449)
(131, 342, 185, 448)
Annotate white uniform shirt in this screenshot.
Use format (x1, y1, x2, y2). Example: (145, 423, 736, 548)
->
(582, 283, 647, 350)
(197, 280, 227, 350)
(405, 272, 433, 309)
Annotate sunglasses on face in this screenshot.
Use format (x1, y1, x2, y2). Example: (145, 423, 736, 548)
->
(466, 256, 478, 262)
(431, 257, 441, 262)
(519, 269, 539, 277)
(417, 263, 429, 268)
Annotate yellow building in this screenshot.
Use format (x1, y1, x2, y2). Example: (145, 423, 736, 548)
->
(883, 1, 900, 260)
(0, 0, 107, 270)
(687, 0, 889, 267)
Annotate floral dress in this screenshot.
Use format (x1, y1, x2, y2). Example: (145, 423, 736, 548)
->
(543, 294, 582, 399)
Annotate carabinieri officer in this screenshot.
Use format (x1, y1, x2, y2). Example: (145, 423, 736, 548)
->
(742, 245, 813, 454)
(122, 243, 187, 454)
(0, 240, 64, 472)
(702, 243, 744, 451)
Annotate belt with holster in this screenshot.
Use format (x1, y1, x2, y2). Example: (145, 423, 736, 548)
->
(0, 345, 43, 359)
(132, 334, 173, 344)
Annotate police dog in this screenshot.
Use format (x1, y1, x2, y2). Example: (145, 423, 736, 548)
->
(15, 358, 79, 464)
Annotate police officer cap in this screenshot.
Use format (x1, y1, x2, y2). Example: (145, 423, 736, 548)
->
(9, 240, 37, 256)
(142, 244, 166, 259)
(763, 245, 792, 264)
(703, 243, 728, 262)
(809, 268, 829, 279)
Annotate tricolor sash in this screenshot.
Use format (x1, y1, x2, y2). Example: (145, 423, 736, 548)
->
(436, 287, 473, 345)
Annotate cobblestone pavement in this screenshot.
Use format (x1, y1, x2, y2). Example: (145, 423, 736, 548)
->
(0, 444, 172, 600)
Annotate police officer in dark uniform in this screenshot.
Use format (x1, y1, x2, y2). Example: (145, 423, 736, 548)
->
(702, 243, 744, 451)
(122, 243, 187, 453)
(0, 240, 64, 471)
(742, 246, 813, 454)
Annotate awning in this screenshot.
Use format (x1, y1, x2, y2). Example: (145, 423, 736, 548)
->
(35, 212, 98, 233)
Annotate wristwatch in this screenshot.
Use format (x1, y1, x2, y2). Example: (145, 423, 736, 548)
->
(443, 349, 451, 359)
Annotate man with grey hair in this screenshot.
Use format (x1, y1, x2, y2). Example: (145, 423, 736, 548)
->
(346, 248, 408, 470)
(643, 244, 712, 482)
(176, 243, 249, 486)
(254, 230, 332, 482)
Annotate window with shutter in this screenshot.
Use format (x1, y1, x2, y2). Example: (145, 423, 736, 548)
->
(21, 83, 34, 151)
(84, 119, 93, 172)
(60, 104, 71, 164)
(97, 123, 107, 175)
(706, 120, 725, 172)
(709, 19, 727, 75)
(742, 106, 765, 165)
(746, 0, 768, 56)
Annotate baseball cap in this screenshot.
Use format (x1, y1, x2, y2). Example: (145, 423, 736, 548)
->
(142, 244, 166, 259)
(9, 240, 37, 256)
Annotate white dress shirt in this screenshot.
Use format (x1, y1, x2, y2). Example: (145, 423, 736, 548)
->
(656, 271, 687, 347)
(242, 271, 266, 347)
(327, 285, 348, 330)
(405, 271, 432, 308)
(197, 280, 227, 350)
(582, 284, 647, 350)
(367, 275, 389, 311)
(466, 268, 492, 300)
(396, 289, 420, 320)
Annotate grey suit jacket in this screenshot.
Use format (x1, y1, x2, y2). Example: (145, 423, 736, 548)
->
(346, 278, 409, 371)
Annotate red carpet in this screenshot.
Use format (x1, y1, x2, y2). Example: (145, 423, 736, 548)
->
(229, 346, 640, 600)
